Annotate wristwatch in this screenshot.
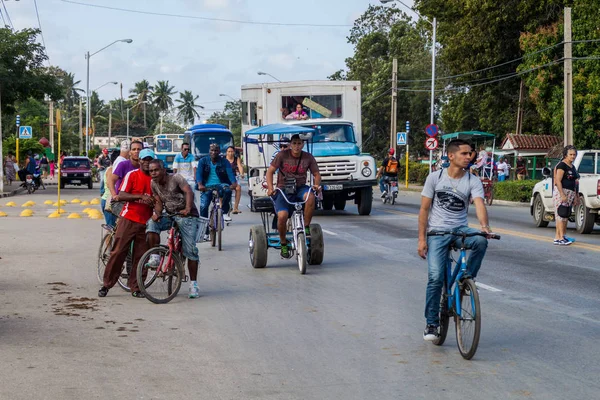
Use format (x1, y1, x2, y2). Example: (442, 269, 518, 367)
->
(481, 225, 491, 230)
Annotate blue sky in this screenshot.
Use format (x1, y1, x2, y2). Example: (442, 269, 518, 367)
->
(4, 0, 414, 120)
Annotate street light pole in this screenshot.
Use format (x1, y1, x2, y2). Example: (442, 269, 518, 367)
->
(257, 71, 282, 82)
(429, 17, 437, 173)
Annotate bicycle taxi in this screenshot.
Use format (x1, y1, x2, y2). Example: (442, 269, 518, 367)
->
(440, 131, 497, 206)
(244, 123, 325, 274)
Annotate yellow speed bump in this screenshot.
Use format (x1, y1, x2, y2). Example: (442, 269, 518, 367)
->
(22, 201, 35, 207)
(0, 211, 7, 217)
(82, 208, 92, 213)
(48, 211, 61, 218)
(60, 200, 68, 205)
(88, 212, 103, 220)
(44, 200, 54, 205)
(67, 212, 82, 219)
(90, 198, 100, 205)
(71, 199, 82, 204)
(5, 201, 16, 207)
(80, 200, 90, 206)
(20, 209, 34, 217)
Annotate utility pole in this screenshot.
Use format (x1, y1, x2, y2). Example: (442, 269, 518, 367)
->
(79, 98, 83, 155)
(564, 7, 573, 146)
(49, 101, 55, 153)
(390, 58, 398, 150)
(515, 80, 525, 135)
(0, 84, 3, 195)
(108, 107, 112, 148)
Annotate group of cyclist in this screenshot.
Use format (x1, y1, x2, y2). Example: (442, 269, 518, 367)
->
(97, 134, 495, 346)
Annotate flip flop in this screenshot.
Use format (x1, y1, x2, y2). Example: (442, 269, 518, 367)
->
(232, 209, 241, 214)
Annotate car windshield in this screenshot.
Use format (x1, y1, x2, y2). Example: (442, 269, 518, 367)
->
(156, 139, 172, 153)
(304, 124, 355, 143)
(192, 134, 234, 157)
(63, 160, 90, 169)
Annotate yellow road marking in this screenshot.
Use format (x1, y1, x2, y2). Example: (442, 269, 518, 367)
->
(380, 208, 600, 252)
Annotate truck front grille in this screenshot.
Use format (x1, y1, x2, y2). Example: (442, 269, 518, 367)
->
(317, 160, 356, 180)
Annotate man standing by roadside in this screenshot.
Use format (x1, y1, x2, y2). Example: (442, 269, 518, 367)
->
(112, 139, 130, 172)
(516, 155, 527, 180)
(107, 140, 142, 198)
(147, 159, 202, 298)
(98, 149, 156, 298)
(173, 143, 197, 208)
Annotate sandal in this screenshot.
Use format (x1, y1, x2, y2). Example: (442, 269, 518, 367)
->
(232, 209, 241, 214)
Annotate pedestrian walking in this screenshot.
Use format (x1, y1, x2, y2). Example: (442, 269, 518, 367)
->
(4, 152, 16, 186)
(553, 145, 579, 245)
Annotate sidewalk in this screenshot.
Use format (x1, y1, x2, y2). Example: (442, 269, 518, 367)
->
(1, 177, 59, 198)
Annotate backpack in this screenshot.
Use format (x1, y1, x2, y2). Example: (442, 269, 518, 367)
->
(385, 158, 399, 174)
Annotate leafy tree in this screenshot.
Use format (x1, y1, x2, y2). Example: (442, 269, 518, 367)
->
(207, 100, 242, 146)
(175, 90, 202, 126)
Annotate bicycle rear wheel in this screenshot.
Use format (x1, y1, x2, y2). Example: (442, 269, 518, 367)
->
(217, 208, 223, 251)
(455, 279, 481, 359)
(433, 285, 450, 346)
(97, 232, 113, 284)
(116, 245, 133, 292)
(137, 247, 184, 304)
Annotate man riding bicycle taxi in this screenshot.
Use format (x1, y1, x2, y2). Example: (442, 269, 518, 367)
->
(98, 148, 157, 299)
(196, 143, 238, 241)
(266, 134, 321, 259)
(376, 148, 399, 198)
(147, 159, 202, 299)
(417, 139, 492, 341)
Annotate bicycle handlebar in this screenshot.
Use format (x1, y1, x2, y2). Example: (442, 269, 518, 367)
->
(427, 231, 501, 240)
(273, 187, 315, 206)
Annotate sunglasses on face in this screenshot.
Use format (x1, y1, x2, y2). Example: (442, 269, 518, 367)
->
(182, 148, 189, 151)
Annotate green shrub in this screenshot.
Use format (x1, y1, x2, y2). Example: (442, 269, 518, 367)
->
(493, 180, 539, 202)
(396, 161, 430, 185)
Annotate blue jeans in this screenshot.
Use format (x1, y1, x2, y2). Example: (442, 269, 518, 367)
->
(200, 185, 232, 218)
(146, 215, 200, 261)
(498, 174, 506, 182)
(425, 226, 488, 326)
(379, 176, 395, 193)
(100, 199, 117, 228)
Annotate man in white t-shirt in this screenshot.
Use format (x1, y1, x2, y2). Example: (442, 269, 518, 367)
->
(172, 143, 197, 207)
(418, 139, 492, 341)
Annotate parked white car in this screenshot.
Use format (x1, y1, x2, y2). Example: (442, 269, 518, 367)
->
(530, 150, 600, 234)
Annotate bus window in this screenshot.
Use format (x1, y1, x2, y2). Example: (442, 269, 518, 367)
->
(173, 139, 184, 153)
(156, 139, 172, 153)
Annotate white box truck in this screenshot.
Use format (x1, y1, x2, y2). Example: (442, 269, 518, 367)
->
(241, 80, 376, 215)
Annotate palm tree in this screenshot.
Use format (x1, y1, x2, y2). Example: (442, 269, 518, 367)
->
(175, 90, 203, 126)
(129, 79, 153, 128)
(63, 72, 84, 114)
(152, 80, 177, 113)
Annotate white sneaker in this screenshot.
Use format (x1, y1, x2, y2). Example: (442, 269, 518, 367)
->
(223, 214, 232, 222)
(189, 281, 199, 298)
(380, 191, 387, 198)
(203, 234, 210, 242)
(148, 254, 161, 267)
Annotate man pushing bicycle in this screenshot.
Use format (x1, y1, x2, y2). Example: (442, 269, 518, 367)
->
(266, 134, 321, 258)
(417, 139, 492, 341)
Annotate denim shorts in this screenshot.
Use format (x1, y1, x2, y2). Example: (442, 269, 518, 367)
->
(146, 215, 200, 261)
(271, 185, 310, 214)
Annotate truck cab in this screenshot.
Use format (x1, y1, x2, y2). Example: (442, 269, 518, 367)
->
(184, 124, 234, 161)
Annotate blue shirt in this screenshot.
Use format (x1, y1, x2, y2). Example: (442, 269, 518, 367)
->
(205, 162, 221, 186)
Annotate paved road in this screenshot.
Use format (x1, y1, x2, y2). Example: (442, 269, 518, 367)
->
(1, 184, 598, 399)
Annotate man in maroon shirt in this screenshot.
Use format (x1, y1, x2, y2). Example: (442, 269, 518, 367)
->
(99, 149, 156, 298)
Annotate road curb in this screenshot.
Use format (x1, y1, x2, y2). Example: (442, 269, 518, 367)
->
(492, 199, 529, 207)
(1, 187, 25, 198)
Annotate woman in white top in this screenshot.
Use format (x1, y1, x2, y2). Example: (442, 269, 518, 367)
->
(496, 158, 509, 181)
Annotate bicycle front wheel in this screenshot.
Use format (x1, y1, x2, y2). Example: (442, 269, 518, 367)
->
(137, 247, 184, 304)
(433, 285, 450, 346)
(455, 279, 481, 359)
(296, 232, 307, 275)
(217, 208, 222, 251)
(210, 209, 216, 248)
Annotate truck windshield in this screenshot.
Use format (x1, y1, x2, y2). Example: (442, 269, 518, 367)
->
(306, 124, 355, 143)
(192, 134, 234, 157)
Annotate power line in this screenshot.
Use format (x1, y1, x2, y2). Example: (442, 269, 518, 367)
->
(1, 0, 13, 29)
(0, 8, 6, 28)
(60, 0, 352, 28)
(33, 0, 50, 65)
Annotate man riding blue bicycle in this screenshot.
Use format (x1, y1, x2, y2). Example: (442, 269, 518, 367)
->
(196, 143, 237, 240)
(417, 139, 492, 341)
(266, 134, 321, 259)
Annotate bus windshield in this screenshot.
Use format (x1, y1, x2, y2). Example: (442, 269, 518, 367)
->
(305, 124, 356, 143)
(156, 139, 172, 153)
(191, 133, 234, 157)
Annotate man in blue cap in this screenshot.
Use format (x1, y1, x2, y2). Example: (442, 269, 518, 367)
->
(99, 148, 156, 299)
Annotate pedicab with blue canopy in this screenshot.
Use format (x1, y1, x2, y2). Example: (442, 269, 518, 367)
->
(244, 123, 325, 274)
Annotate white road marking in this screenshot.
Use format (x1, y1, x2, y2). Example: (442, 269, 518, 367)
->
(476, 282, 502, 292)
(322, 229, 338, 236)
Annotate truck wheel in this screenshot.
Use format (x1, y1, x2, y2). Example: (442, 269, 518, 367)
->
(249, 225, 268, 268)
(533, 194, 549, 228)
(88, 180, 93, 189)
(333, 196, 346, 211)
(308, 224, 324, 265)
(322, 195, 333, 211)
(249, 194, 257, 213)
(575, 195, 595, 234)
(357, 187, 372, 216)
(60, 181, 65, 189)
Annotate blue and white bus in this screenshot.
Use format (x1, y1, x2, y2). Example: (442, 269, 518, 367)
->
(184, 124, 234, 161)
(154, 133, 185, 170)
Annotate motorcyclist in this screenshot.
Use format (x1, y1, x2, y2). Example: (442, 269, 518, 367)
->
(376, 148, 399, 198)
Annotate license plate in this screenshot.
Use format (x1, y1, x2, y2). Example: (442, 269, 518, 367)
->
(391, 182, 397, 186)
(26, 179, 33, 183)
(71, 180, 81, 184)
(323, 184, 343, 191)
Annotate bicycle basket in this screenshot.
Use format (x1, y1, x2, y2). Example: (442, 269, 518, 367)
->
(195, 216, 210, 243)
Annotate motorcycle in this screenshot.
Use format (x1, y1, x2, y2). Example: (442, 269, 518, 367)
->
(19, 170, 45, 194)
(382, 176, 399, 205)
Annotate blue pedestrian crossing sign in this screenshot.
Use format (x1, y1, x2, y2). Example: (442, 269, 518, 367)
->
(19, 126, 33, 139)
(397, 132, 407, 146)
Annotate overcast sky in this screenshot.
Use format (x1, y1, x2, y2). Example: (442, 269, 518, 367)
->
(4, 0, 415, 119)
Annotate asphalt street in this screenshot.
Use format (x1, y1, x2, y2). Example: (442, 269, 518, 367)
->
(0, 183, 599, 399)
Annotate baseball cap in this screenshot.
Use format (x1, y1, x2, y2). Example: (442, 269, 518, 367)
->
(389, 148, 395, 155)
(120, 139, 131, 151)
(139, 149, 156, 160)
(102, 148, 108, 154)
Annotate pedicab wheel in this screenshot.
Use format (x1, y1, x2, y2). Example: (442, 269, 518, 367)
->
(249, 225, 267, 268)
(217, 208, 223, 251)
(433, 284, 450, 346)
(308, 224, 324, 265)
(485, 189, 494, 206)
(297, 232, 307, 275)
(455, 279, 481, 360)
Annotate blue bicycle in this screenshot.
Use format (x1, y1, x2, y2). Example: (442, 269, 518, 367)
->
(427, 230, 500, 360)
